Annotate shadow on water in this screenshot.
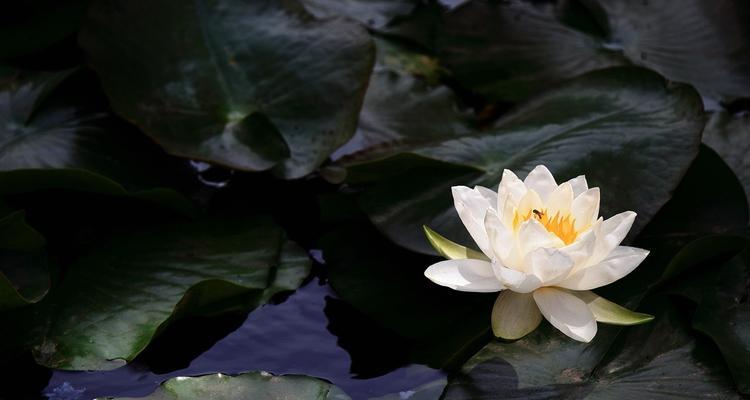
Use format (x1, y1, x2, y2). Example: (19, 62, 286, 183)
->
(38, 274, 444, 400)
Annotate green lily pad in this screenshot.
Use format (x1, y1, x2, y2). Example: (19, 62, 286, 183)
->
(703, 111, 750, 210)
(79, 0, 375, 179)
(332, 38, 469, 166)
(300, 0, 417, 29)
(9, 216, 309, 370)
(0, 68, 194, 214)
(435, 0, 750, 102)
(0, 210, 49, 311)
(442, 297, 740, 399)
(353, 67, 704, 254)
(436, 0, 626, 102)
(102, 371, 350, 400)
(693, 250, 750, 394)
(321, 223, 495, 369)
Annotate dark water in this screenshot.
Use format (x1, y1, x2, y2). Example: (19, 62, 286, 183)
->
(40, 273, 444, 400)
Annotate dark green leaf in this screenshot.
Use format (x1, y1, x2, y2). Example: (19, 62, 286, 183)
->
(300, 0, 417, 29)
(436, 0, 626, 102)
(703, 111, 750, 210)
(590, 0, 750, 100)
(333, 38, 468, 165)
(104, 371, 350, 400)
(693, 250, 750, 394)
(321, 223, 495, 369)
(79, 0, 375, 178)
(354, 67, 704, 254)
(443, 297, 740, 399)
(0, 68, 194, 214)
(11, 216, 309, 370)
(0, 211, 49, 311)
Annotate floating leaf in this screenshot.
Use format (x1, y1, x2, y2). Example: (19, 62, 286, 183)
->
(693, 250, 750, 394)
(0, 211, 48, 311)
(354, 68, 704, 254)
(703, 111, 750, 210)
(104, 371, 350, 400)
(9, 216, 309, 370)
(435, 0, 750, 101)
(79, 0, 374, 178)
(443, 297, 740, 399)
(300, 0, 417, 29)
(0, 68, 194, 214)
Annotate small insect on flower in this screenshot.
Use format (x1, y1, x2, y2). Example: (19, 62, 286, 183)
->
(423, 165, 653, 342)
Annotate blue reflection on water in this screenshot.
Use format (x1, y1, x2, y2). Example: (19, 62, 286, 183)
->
(44, 278, 444, 399)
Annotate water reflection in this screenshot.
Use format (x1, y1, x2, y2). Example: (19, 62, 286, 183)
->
(44, 277, 444, 399)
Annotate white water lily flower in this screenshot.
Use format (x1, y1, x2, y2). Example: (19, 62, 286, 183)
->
(424, 165, 653, 342)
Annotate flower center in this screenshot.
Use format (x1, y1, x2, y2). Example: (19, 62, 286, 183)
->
(513, 209, 578, 245)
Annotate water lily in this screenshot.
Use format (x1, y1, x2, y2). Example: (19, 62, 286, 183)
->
(424, 165, 653, 342)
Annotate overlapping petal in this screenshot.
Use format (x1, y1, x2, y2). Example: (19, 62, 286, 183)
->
(533, 287, 597, 342)
(492, 291, 542, 340)
(523, 165, 557, 201)
(424, 259, 503, 292)
(556, 246, 649, 290)
(452, 186, 493, 256)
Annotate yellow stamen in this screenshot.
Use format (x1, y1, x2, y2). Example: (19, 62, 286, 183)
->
(513, 208, 578, 245)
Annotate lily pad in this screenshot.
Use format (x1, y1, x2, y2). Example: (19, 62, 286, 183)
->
(300, 0, 417, 29)
(703, 111, 750, 210)
(693, 250, 750, 394)
(353, 67, 704, 254)
(435, 0, 750, 102)
(442, 297, 740, 399)
(436, 0, 626, 102)
(0, 68, 194, 214)
(332, 38, 468, 165)
(104, 371, 350, 400)
(79, 0, 375, 179)
(0, 210, 49, 311)
(321, 223, 495, 369)
(10, 216, 310, 370)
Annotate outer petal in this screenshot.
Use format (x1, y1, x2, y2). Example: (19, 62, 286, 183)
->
(533, 287, 598, 342)
(565, 175, 588, 197)
(452, 186, 493, 256)
(485, 210, 513, 260)
(570, 290, 654, 325)
(497, 169, 527, 206)
(494, 263, 543, 293)
(545, 182, 574, 217)
(518, 219, 564, 256)
(523, 165, 558, 201)
(589, 211, 637, 265)
(556, 246, 649, 290)
(474, 185, 498, 211)
(525, 248, 574, 286)
(491, 291, 542, 339)
(559, 225, 598, 272)
(571, 188, 600, 231)
(424, 259, 503, 292)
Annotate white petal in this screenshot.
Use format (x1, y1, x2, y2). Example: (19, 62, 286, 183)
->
(491, 291, 542, 339)
(523, 165, 558, 201)
(497, 169, 527, 205)
(424, 259, 503, 292)
(524, 248, 574, 285)
(485, 210, 513, 260)
(571, 188, 600, 231)
(518, 219, 563, 256)
(559, 226, 598, 272)
(545, 182, 574, 217)
(474, 185, 498, 211)
(452, 186, 493, 256)
(533, 287, 598, 342)
(556, 246, 649, 290)
(589, 211, 637, 265)
(494, 264, 543, 293)
(565, 175, 589, 197)
(499, 193, 517, 229)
